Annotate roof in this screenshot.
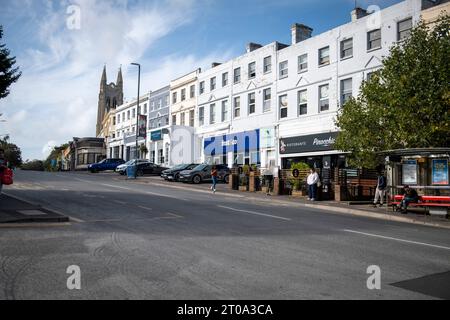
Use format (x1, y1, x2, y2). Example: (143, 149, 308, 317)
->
(379, 148, 450, 157)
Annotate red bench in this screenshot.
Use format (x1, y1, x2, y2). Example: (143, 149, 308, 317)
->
(391, 195, 450, 216)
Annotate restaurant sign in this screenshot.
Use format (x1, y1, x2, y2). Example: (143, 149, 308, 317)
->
(279, 132, 338, 154)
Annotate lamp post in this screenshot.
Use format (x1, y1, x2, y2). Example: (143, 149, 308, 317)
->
(131, 62, 141, 160)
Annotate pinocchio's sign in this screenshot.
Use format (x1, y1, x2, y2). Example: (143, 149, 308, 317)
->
(280, 132, 338, 154)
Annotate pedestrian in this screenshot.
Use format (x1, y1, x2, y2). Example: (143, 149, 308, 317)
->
(397, 185, 419, 214)
(211, 165, 218, 194)
(307, 168, 320, 201)
(372, 171, 387, 207)
(0, 148, 6, 194)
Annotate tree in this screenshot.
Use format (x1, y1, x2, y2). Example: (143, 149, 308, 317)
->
(139, 143, 148, 159)
(21, 160, 44, 171)
(335, 15, 450, 168)
(0, 25, 21, 99)
(44, 144, 68, 171)
(0, 135, 22, 167)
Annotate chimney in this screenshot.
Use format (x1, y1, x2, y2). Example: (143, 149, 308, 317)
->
(291, 23, 313, 45)
(211, 62, 222, 68)
(351, 7, 368, 22)
(246, 42, 263, 53)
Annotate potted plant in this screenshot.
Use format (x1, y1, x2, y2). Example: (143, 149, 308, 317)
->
(290, 179, 304, 197)
(239, 174, 248, 192)
(289, 162, 310, 198)
(139, 143, 148, 159)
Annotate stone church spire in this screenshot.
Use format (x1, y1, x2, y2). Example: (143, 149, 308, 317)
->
(116, 66, 123, 87)
(96, 65, 123, 137)
(100, 65, 107, 87)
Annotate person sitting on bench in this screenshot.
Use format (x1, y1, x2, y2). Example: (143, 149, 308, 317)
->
(397, 185, 419, 214)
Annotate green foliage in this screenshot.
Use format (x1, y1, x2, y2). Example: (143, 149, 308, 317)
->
(0, 26, 21, 99)
(290, 162, 310, 171)
(288, 162, 309, 191)
(0, 135, 22, 167)
(21, 160, 44, 171)
(242, 165, 251, 175)
(239, 175, 248, 187)
(335, 15, 450, 168)
(139, 143, 148, 156)
(44, 143, 68, 171)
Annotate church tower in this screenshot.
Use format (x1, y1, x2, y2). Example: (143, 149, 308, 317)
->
(96, 66, 124, 137)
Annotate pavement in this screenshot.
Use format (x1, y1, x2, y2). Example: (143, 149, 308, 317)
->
(128, 174, 450, 230)
(0, 193, 69, 224)
(0, 169, 449, 300)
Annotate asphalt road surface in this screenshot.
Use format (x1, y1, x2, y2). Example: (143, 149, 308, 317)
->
(1, 170, 449, 300)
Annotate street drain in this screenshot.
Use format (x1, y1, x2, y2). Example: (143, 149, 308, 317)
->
(17, 210, 48, 216)
(391, 271, 450, 299)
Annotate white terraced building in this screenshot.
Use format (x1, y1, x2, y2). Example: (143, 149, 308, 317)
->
(107, 93, 150, 161)
(195, 0, 431, 172)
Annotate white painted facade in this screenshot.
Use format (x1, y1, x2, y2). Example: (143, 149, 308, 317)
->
(107, 93, 150, 161)
(196, 42, 285, 168)
(195, 0, 424, 169)
(276, 0, 422, 167)
(170, 69, 200, 127)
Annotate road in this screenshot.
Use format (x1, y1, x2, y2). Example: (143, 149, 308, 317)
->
(1, 169, 450, 300)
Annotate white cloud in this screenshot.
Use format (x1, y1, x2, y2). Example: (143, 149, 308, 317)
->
(0, 0, 232, 160)
(42, 140, 57, 157)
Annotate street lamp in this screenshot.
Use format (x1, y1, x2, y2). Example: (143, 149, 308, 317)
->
(131, 62, 141, 160)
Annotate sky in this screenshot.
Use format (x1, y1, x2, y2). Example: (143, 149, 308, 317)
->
(0, 0, 403, 161)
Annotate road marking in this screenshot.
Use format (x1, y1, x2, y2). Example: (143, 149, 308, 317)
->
(166, 212, 183, 218)
(114, 200, 127, 205)
(217, 205, 292, 221)
(342, 229, 450, 251)
(67, 216, 85, 223)
(138, 205, 153, 211)
(0, 222, 71, 228)
(100, 183, 190, 201)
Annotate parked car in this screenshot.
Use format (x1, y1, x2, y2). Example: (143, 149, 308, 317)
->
(178, 164, 230, 184)
(135, 162, 169, 176)
(88, 158, 125, 173)
(116, 159, 150, 175)
(161, 163, 198, 181)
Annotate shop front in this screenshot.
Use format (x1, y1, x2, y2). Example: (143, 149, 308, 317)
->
(148, 129, 171, 165)
(279, 131, 346, 200)
(203, 129, 261, 167)
(279, 132, 345, 169)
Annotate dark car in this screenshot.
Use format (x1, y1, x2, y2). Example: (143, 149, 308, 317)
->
(178, 164, 230, 184)
(88, 158, 125, 173)
(135, 163, 169, 176)
(161, 163, 198, 181)
(116, 159, 150, 175)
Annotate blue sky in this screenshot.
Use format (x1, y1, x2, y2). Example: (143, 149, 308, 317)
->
(0, 0, 402, 160)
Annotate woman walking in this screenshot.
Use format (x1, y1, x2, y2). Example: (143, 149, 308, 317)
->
(211, 165, 218, 194)
(0, 148, 6, 194)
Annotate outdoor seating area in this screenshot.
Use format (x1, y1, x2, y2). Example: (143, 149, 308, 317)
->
(391, 194, 450, 216)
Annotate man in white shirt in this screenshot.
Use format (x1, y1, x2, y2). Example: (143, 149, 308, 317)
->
(307, 168, 320, 201)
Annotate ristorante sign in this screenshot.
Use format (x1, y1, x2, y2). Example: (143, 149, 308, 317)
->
(279, 132, 339, 154)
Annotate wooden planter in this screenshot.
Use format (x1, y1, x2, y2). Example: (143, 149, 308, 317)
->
(291, 190, 305, 198)
(239, 186, 248, 192)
